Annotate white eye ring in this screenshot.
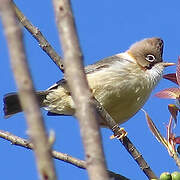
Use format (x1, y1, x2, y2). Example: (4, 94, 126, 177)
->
(146, 54, 156, 62)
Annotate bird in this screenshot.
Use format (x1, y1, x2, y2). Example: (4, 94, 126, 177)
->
(3, 37, 174, 126)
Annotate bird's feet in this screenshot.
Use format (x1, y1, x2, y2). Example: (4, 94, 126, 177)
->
(110, 128, 127, 140)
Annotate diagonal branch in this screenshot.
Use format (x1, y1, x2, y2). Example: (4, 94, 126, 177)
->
(0, 1, 56, 179)
(0, 130, 130, 180)
(94, 99, 158, 179)
(0, 130, 86, 169)
(52, 0, 109, 179)
(11, 0, 64, 72)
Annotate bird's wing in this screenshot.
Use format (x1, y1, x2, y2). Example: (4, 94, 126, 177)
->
(47, 54, 131, 90)
(84, 55, 121, 74)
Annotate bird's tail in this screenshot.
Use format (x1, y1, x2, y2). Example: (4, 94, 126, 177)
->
(3, 91, 48, 118)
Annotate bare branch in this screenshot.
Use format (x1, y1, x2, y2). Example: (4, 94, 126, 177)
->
(0, 130, 86, 169)
(173, 153, 180, 169)
(0, 1, 56, 179)
(11, 1, 64, 72)
(52, 0, 109, 179)
(94, 99, 158, 179)
(0, 130, 130, 180)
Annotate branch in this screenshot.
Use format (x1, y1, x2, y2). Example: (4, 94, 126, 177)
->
(11, 1, 64, 72)
(0, 1, 56, 179)
(52, 0, 109, 180)
(0, 130, 86, 169)
(0, 130, 130, 180)
(94, 99, 158, 179)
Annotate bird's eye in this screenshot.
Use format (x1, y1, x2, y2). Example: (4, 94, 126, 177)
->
(146, 54, 156, 62)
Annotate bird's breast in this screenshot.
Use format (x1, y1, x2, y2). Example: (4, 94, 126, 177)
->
(87, 63, 159, 124)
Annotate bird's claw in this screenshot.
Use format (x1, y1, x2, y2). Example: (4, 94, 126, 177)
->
(110, 128, 127, 140)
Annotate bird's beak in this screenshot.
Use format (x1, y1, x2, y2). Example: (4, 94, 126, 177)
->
(163, 62, 176, 67)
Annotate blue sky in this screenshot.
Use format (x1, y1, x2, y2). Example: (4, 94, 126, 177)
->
(1, 0, 180, 179)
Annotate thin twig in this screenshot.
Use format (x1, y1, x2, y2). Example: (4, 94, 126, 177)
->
(173, 153, 180, 169)
(52, 0, 109, 180)
(11, 1, 64, 72)
(0, 130, 86, 169)
(0, 130, 130, 180)
(0, 1, 56, 179)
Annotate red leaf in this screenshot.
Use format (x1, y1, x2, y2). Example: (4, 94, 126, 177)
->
(174, 137, 180, 144)
(176, 56, 180, 85)
(142, 109, 168, 148)
(163, 73, 178, 85)
(155, 88, 180, 99)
